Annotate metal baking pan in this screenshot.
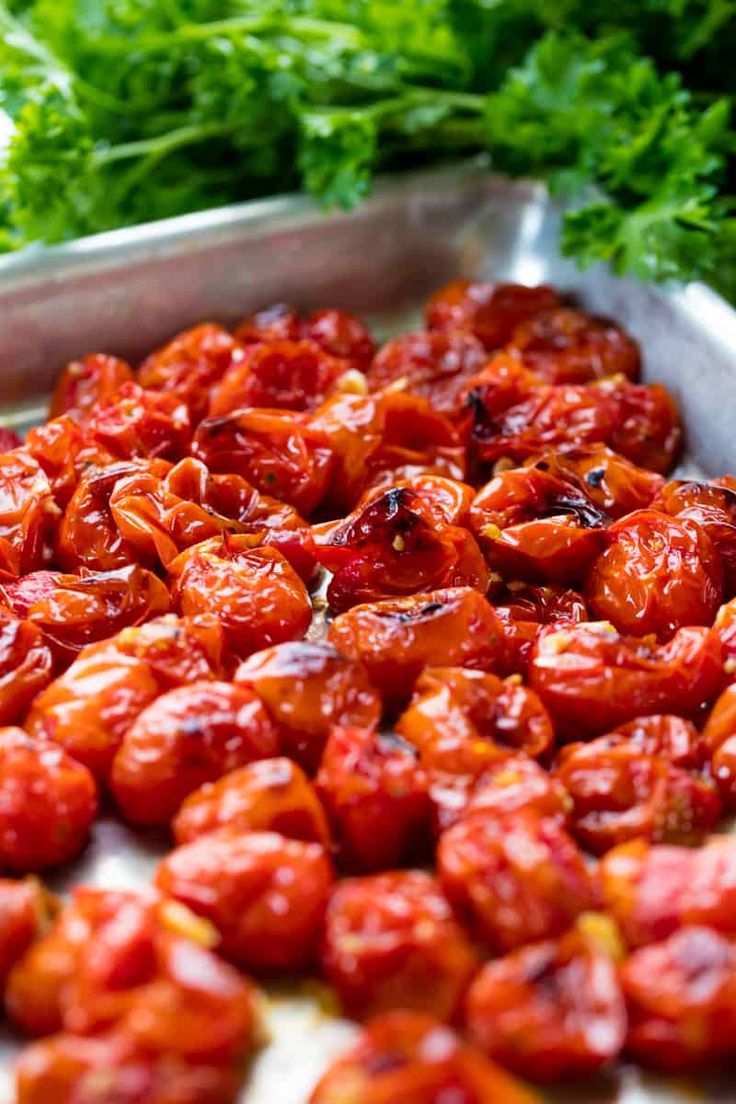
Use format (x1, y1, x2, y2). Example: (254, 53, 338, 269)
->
(0, 163, 735, 1103)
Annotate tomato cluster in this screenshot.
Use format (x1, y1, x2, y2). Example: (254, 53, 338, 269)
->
(1, 279, 736, 1101)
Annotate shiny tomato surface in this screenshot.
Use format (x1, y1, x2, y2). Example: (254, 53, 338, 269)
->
(49, 353, 134, 424)
(426, 280, 561, 350)
(509, 307, 640, 384)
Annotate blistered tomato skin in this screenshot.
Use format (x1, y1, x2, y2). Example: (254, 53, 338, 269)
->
(236, 305, 374, 373)
(317, 485, 489, 613)
(356, 473, 476, 527)
(426, 280, 561, 350)
(309, 1011, 542, 1104)
(322, 870, 478, 1021)
(0, 727, 97, 871)
(235, 641, 381, 773)
(0, 878, 57, 992)
(157, 829, 334, 973)
(524, 444, 664, 519)
(470, 466, 609, 584)
(703, 684, 736, 804)
(315, 727, 430, 872)
(0, 451, 60, 576)
(87, 381, 191, 461)
(111, 682, 279, 826)
(169, 536, 312, 661)
(48, 354, 134, 424)
(367, 330, 487, 417)
(586, 510, 724, 641)
(528, 622, 725, 739)
(437, 813, 600, 953)
(651, 477, 736, 594)
(173, 758, 331, 846)
(465, 921, 627, 1080)
(493, 582, 590, 674)
(0, 613, 53, 725)
(138, 322, 245, 422)
(22, 416, 116, 509)
(509, 307, 640, 384)
(461, 756, 571, 827)
(210, 339, 345, 415)
(621, 926, 736, 1071)
(328, 588, 508, 707)
(555, 733, 721, 854)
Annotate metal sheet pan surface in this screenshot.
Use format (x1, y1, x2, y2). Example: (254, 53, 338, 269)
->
(0, 165, 735, 1103)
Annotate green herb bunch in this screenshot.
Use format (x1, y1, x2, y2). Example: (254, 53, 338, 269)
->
(0, 0, 733, 296)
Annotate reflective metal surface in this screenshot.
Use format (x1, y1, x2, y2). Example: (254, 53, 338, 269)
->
(0, 164, 734, 1102)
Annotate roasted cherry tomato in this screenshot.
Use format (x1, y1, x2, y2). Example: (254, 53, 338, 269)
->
(138, 322, 245, 422)
(367, 331, 487, 417)
(470, 466, 609, 584)
(110, 681, 279, 825)
(586, 510, 723, 640)
(87, 381, 191, 461)
(0, 451, 60, 575)
(366, 391, 467, 489)
(235, 641, 380, 773)
(492, 582, 589, 674)
(210, 339, 345, 415)
(317, 485, 489, 613)
(0, 877, 57, 992)
(55, 459, 169, 572)
(108, 613, 226, 685)
(438, 812, 600, 953)
(235, 303, 302, 344)
(169, 536, 311, 661)
(651, 477, 736, 595)
(236, 305, 374, 374)
(306, 392, 384, 513)
(0, 565, 170, 668)
(0, 727, 97, 871)
(310, 1011, 541, 1104)
(600, 836, 736, 948)
(703, 684, 736, 804)
(0, 612, 53, 725)
(328, 588, 507, 708)
(465, 916, 626, 1080)
(528, 622, 724, 739)
(460, 755, 571, 827)
(523, 444, 664, 518)
(356, 472, 476, 527)
(0, 429, 21, 451)
(157, 829, 334, 972)
(322, 870, 478, 1021)
(426, 280, 561, 350)
(22, 415, 115, 508)
(621, 926, 736, 1070)
(108, 455, 317, 578)
(6, 887, 257, 1060)
(611, 713, 708, 768)
(508, 307, 640, 384)
(15, 1032, 240, 1104)
(192, 407, 334, 516)
(315, 727, 430, 872)
(555, 731, 720, 854)
(173, 757, 331, 846)
(49, 353, 134, 424)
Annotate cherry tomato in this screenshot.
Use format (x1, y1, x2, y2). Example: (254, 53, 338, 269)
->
(234, 641, 381, 772)
(492, 582, 589, 674)
(309, 1011, 541, 1104)
(110, 681, 279, 826)
(703, 684, 736, 804)
(169, 536, 311, 661)
(426, 280, 561, 350)
(22, 415, 115, 508)
(307, 392, 384, 513)
(555, 733, 720, 854)
(49, 353, 134, 424)
(611, 713, 708, 769)
(356, 472, 475, 527)
(156, 829, 334, 972)
(322, 870, 478, 1020)
(621, 926, 736, 1070)
(524, 444, 664, 518)
(236, 305, 374, 373)
(367, 391, 467, 488)
(465, 918, 626, 1079)
(0, 429, 21, 451)
(235, 303, 302, 344)
(460, 755, 571, 827)
(508, 307, 640, 383)
(315, 727, 430, 872)
(0, 451, 59, 575)
(586, 510, 723, 640)
(108, 613, 226, 686)
(0, 727, 97, 871)
(173, 758, 331, 846)
(210, 339, 345, 415)
(600, 836, 736, 947)
(317, 485, 489, 613)
(138, 322, 245, 422)
(56, 459, 169, 572)
(470, 466, 609, 584)
(0, 612, 53, 725)
(715, 597, 736, 675)
(328, 588, 508, 707)
(367, 331, 487, 417)
(651, 477, 736, 595)
(0, 565, 170, 668)
(0, 877, 57, 992)
(87, 381, 191, 461)
(528, 622, 725, 739)
(192, 407, 333, 516)
(438, 812, 600, 952)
